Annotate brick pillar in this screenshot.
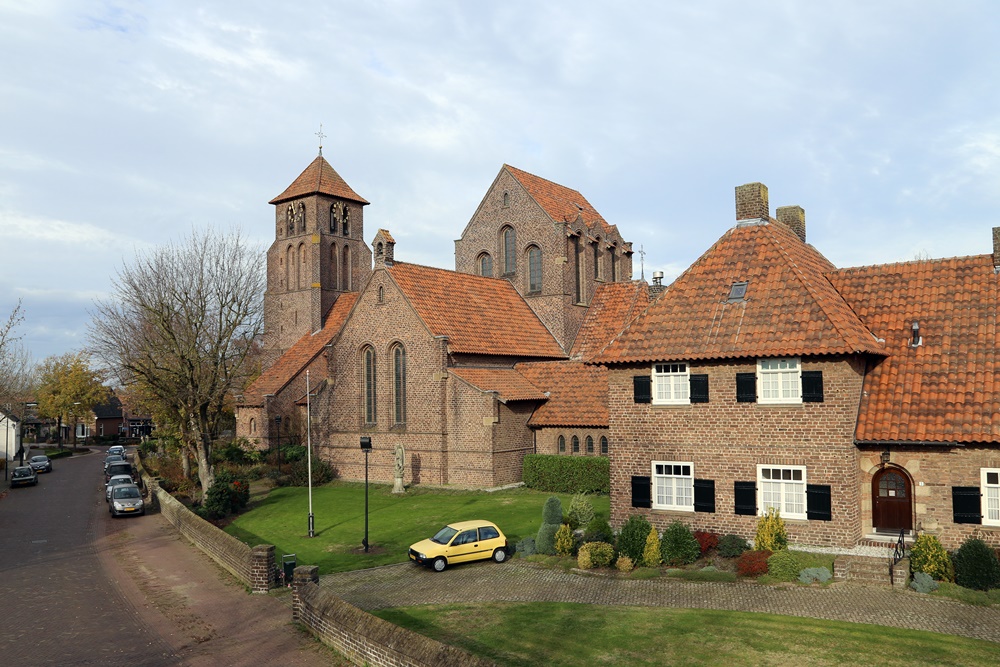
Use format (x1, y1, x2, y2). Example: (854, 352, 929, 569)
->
(735, 182, 769, 221)
(775, 205, 806, 242)
(250, 544, 275, 594)
(292, 565, 320, 622)
(992, 227, 1000, 269)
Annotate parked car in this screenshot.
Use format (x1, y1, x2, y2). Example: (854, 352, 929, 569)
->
(103, 454, 124, 472)
(108, 445, 126, 458)
(10, 466, 38, 487)
(105, 461, 134, 483)
(408, 520, 510, 572)
(28, 455, 52, 473)
(105, 474, 135, 502)
(109, 484, 144, 517)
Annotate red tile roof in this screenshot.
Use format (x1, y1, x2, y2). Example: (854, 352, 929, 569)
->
(449, 368, 548, 402)
(505, 165, 610, 232)
(388, 262, 566, 359)
(830, 255, 1000, 445)
(515, 361, 609, 427)
(596, 221, 886, 364)
(241, 294, 358, 406)
(571, 280, 650, 361)
(269, 156, 369, 205)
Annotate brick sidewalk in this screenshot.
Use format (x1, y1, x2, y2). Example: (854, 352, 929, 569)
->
(322, 560, 1000, 644)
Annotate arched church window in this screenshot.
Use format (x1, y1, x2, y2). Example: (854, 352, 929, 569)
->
(502, 226, 516, 274)
(391, 343, 406, 425)
(330, 203, 340, 234)
(478, 253, 493, 278)
(285, 245, 294, 291)
(572, 435, 580, 453)
(297, 203, 306, 232)
(527, 246, 542, 293)
(593, 239, 601, 279)
(573, 235, 584, 303)
(342, 206, 350, 237)
(610, 249, 618, 281)
(362, 346, 376, 425)
(249, 418, 256, 434)
(342, 245, 351, 290)
(502, 191, 510, 207)
(558, 435, 565, 453)
(586, 435, 594, 454)
(330, 243, 339, 290)
(377, 285, 384, 303)
(287, 205, 295, 235)
(298, 243, 306, 289)
(600, 436, 608, 454)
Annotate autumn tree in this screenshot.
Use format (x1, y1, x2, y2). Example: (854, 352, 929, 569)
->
(0, 299, 34, 407)
(35, 351, 110, 446)
(88, 228, 264, 497)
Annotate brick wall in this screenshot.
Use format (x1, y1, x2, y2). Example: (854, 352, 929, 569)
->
(608, 356, 865, 548)
(535, 427, 610, 456)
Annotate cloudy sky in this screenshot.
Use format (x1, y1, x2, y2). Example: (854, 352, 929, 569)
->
(2, 1, 999, 362)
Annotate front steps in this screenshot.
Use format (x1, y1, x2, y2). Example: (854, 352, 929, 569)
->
(834, 555, 910, 589)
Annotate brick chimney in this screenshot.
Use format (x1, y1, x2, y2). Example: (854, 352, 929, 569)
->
(372, 229, 395, 269)
(993, 227, 1000, 271)
(775, 205, 806, 242)
(735, 183, 769, 222)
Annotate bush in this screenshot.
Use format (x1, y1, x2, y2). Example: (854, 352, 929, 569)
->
(736, 550, 772, 577)
(522, 454, 610, 493)
(641, 526, 662, 567)
(910, 534, 953, 581)
(953, 537, 1000, 591)
(279, 443, 307, 463)
(660, 521, 701, 566)
(536, 523, 559, 555)
(542, 496, 563, 525)
(212, 438, 263, 465)
(693, 530, 719, 555)
(754, 507, 788, 552)
(287, 456, 335, 487)
(201, 469, 250, 519)
(616, 515, 652, 563)
(766, 549, 801, 582)
(911, 571, 939, 594)
(515, 537, 536, 557)
(798, 567, 832, 585)
(583, 517, 615, 544)
(588, 542, 615, 567)
(554, 524, 574, 556)
(615, 554, 635, 573)
(568, 493, 596, 529)
(718, 534, 750, 558)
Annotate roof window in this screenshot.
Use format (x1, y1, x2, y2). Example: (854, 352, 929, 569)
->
(727, 281, 748, 302)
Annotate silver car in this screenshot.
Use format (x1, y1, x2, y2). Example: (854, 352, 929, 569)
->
(105, 474, 134, 502)
(109, 484, 145, 517)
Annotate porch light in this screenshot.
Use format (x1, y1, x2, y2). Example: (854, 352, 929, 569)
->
(880, 448, 891, 465)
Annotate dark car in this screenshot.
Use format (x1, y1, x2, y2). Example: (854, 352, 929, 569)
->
(109, 484, 144, 517)
(10, 466, 38, 487)
(105, 461, 134, 483)
(28, 455, 52, 473)
(103, 454, 124, 472)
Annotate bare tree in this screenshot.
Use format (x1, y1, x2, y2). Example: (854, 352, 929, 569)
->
(89, 229, 264, 497)
(0, 299, 34, 406)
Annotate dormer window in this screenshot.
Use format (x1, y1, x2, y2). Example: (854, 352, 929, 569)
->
(728, 281, 748, 302)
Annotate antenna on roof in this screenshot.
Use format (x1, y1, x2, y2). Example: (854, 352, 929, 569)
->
(638, 244, 646, 281)
(315, 124, 326, 157)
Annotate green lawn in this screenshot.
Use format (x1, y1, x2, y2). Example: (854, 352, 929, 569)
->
(374, 602, 1000, 666)
(223, 481, 608, 573)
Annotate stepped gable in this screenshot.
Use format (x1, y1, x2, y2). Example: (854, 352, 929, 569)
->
(830, 254, 1000, 445)
(505, 164, 609, 230)
(388, 262, 565, 359)
(571, 280, 650, 361)
(242, 294, 358, 406)
(449, 367, 547, 402)
(515, 361, 608, 427)
(596, 221, 885, 364)
(269, 155, 369, 205)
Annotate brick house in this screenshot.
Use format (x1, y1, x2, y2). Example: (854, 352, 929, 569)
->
(236, 156, 638, 487)
(597, 182, 1000, 549)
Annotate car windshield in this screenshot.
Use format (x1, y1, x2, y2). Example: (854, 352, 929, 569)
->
(110, 478, 130, 486)
(31, 456, 47, 463)
(113, 487, 141, 499)
(430, 526, 459, 545)
(13, 468, 32, 477)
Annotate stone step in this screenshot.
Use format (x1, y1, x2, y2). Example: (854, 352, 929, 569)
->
(833, 555, 909, 589)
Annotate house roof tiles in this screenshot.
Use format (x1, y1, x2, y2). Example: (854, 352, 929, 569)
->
(515, 361, 609, 427)
(505, 165, 611, 232)
(571, 280, 650, 361)
(449, 367, 548, 402)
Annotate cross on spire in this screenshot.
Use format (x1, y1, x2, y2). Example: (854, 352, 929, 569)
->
(316, 124, 326, 156)
(638, 244, 646, 281)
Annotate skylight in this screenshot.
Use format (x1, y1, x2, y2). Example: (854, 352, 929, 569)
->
(728, 281, 748, 302)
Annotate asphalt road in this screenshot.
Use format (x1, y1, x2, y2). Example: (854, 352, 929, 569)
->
(0, 449, 177, 666)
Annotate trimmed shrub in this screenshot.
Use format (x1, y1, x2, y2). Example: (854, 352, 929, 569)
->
(522, 454, 610, 494)
(542, 496, 564, 525)
(766, 549, 801, 582)
(736, 549, 773, 577)
(577, 544, 594, 569)
(911, 571, 939, 594)
(583, 517, 615, 544)
(615, 554, 635, 573)
(718, 534, 750, 558)
(536, 523, 559, 556)
(754, 507, 788, 552)
(616, 515, 652, 563)
(693, 530, 719, 555)
(910, 534, 953, 581)
(288, 457, 335, 486)
(798, 567, 832, 585)
(588, 542, 615, 567)
(201, 469, 250, 519)
(568, 493, 596, 529)
(554, 524, 574, 556)
(660, 521, 701, 566)
(641, 526, 662, 567)
(515, 537, 536, 557)
(953, 537, 1000, 591)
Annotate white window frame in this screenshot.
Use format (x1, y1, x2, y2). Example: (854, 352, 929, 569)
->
(652, 362, 690, 405)
(757, 358, 802, 404)
(652, 461, 694, 512)
(757, 464, 807, 520)
(983, 468, 1000, 527)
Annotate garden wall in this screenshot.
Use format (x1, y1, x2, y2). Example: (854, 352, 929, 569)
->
(292, 566, 496, 667)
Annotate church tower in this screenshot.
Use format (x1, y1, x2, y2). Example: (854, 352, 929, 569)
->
(263, 153, 372, 358)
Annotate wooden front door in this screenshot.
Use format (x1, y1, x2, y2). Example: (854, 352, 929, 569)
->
(872, 468, 913, 532)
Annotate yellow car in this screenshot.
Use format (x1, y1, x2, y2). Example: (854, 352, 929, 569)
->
(408, 520, 511, 572)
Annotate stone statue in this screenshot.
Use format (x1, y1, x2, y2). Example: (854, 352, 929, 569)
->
(392, 443, 405, 494)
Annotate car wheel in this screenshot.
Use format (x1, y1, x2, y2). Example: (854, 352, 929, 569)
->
(432, 557, 447, 572)
(492, 548, 507, 563)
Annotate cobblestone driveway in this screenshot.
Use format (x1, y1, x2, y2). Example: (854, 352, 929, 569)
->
(322, 560, 1000, 645)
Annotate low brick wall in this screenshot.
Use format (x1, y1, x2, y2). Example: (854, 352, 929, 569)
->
(293, 566, 496, 667)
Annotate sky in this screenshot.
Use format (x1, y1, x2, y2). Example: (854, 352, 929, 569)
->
(2, 1, 1000, 363)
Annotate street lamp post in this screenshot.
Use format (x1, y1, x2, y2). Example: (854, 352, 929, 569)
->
(306, 370, 315, 538)
(2, 411, 9, 481)
(360, 436, 372, 552)
(274, 414, 282, 473)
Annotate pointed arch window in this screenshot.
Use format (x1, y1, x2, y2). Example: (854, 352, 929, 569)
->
(342, 245, 351, 291)
(297, 202, 306, 232)
(502, 226, 517, 274)
(502, 191, 510, 207)
(287, 205, 295, 235)
(586, 435, 594, 454)
(572, 435, 580, 453)
(342, 206, 350, 237)
(527, 246, 542, 293)
(298, 243, 307, 289)
(600, 436, 608, 454)
(479, 253, 493, 278)
(285, 245, 294, 291)
(573, 235, 584, 303)
(593, 240, 601, 279)
(391, 344, 407, 425)
(362, 346, 376, 424)
(610, 250, 618, 281)
(558, 435, 566, 453)
(330, 243, 339, 290)
(330, 203, 339, 234)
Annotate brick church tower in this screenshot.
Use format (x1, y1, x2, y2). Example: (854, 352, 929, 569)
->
(262, 153, 373, 359)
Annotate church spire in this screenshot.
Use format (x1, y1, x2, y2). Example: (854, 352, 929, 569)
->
(315, 124, 326, 157)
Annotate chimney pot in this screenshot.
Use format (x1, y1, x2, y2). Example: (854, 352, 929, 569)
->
(992, 227, 1000, 269)
(776, 205, 806, 242)
(735, 183, 769, 222)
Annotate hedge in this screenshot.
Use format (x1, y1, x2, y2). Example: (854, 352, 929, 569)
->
(522, 454, 609, 494)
